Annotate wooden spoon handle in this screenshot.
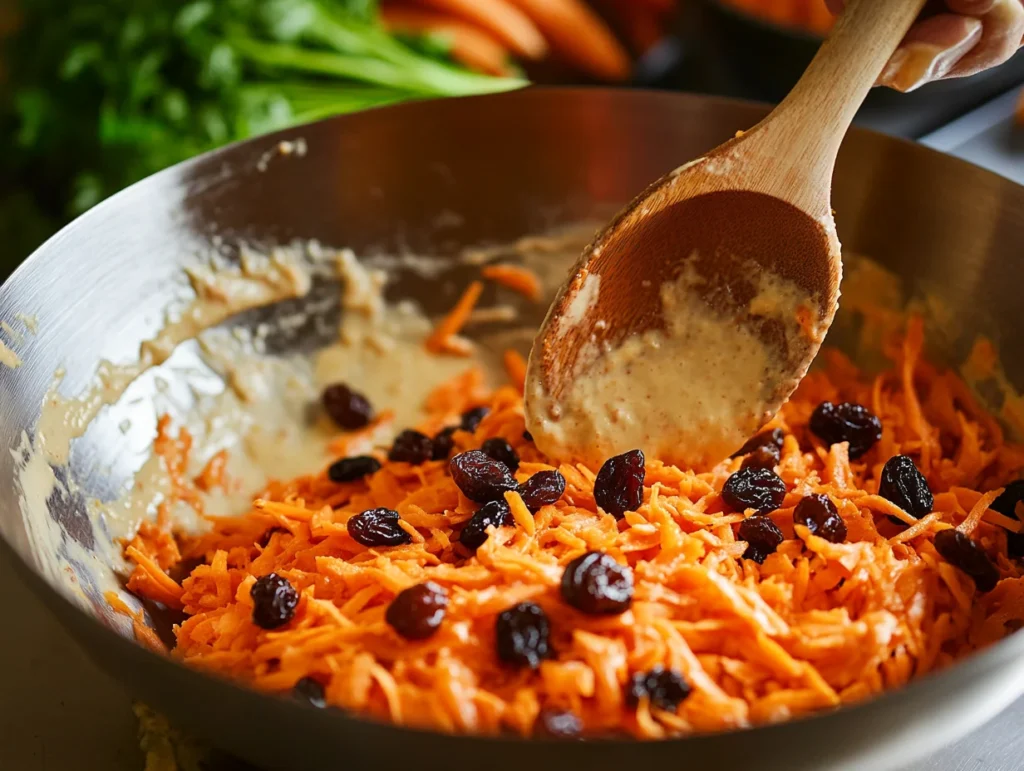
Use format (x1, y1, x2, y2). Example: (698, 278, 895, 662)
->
(782, 0, 928, 137)
(746, 0, 928, 211)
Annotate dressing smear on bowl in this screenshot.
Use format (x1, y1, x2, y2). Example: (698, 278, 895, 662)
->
(12, 226, 1024, 741)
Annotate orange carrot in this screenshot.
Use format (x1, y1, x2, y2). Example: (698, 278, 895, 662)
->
(503, 349, 528, 392)
(105, 592, 167, 654)
(425, 281, 483, 356)
(481, 263, 542, 302)
(381, 6, 515, 76)
(403, 0, 548, 59)
(195, 449, 229, 492)
(505, 0, 631, 81)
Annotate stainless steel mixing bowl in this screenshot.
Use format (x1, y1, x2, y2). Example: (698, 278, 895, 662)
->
(2, 88, 1024, 771)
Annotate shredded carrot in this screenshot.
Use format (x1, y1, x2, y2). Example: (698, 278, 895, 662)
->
(119, 315, 1024, 739)
(425, 281, 483, 356)
(503, 348, 528, 392)
(105, 591, 167, 654)
(194, 449, 229, 493)
(326, 409, 396, 457)
(482, 264, 543, 303)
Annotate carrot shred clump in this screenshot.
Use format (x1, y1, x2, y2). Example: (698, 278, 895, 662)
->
(482, 264, 543, 302)
(118, 317, 1024, 739)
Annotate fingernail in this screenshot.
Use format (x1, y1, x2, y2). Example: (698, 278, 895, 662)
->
(877, 43, 959, 92)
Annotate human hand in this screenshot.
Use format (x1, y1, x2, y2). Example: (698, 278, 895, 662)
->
(826, 0, 1024, 91)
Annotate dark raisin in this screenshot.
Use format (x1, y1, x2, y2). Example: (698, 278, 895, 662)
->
(461, 406, 490, 432)
(737, 515, 784, 563)
(992, 481, 1024, 558)
(481, 437, 520, 473)
(594, 449, 645, 520)
(535, 708, 583, 740)
(993, 481, 1024, 519)
(733, 428, 785, 457)
(450, 450, 519, 503)
(432, 426, 458, 461)
(385, 581, 448, 640)
(793, 494, 847, 543)
(560, 551, 633, 615)
(293, 677, 327, 708)
(933, 529, 1000, 593)
(519, 470, 567, 512)
(321, 383, 374, 430)
(347, 508, 412, 548)
(809, 401, 882, 459)
(327, 455, 381, 483)
(741, 443, 781, 471)
(626, 666, 692, 712)
(722, 467, 787, 514)
(879, 454, 933, 525)
(460, 500, 514, 552)
(495, 602, 552, 668)
(388, 429, 434, 464)
(523, 430, 534, 442)
(251, 573, 299, 629)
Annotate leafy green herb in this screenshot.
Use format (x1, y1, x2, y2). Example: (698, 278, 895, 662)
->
(0, 0, 524, 264)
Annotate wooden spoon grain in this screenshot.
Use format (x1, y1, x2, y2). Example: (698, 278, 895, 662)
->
(525, 0, 929, 468)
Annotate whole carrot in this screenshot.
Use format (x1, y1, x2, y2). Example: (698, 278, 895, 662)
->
(407, 0, 548, 59)
(506, 0, 631, 81)
(382, 6, 515, 76)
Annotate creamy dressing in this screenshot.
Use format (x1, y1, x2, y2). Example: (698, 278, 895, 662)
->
(14, 225, 598, 572)
(526, 260, 823, 468)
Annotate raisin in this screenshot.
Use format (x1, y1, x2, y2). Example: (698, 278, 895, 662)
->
(450, 450, 519, 503)
(933, 529, 1000, 593)
(535, 708, 583, 740)
(734, 428, 785, 457)
(560, 551, 633, 615)
(722, 467, 787, 514)
(523, 430, 534, 442)
(594, 449, 645, 520)
(386, 581, 448, 640)
(879, 454, 933, 525)
(495, 602, 552, 668)
(992, 481, 1024, 558)
(481, 437, 520, 473)
(327, 455, 381, 483)
(741, 443, 781, 471)
(321, 383, 373, 430)
(250, 573, 299, 630)
(793, 494, 846, 543)
(432, 426, 458, 461)
(293, 677, 327, 709)
(519, 470, 567, 512)
(388, 429, 434, 464)
(737, 515, 784, 563)
(460, 406, 490, 432)
(460, 500, 514, 552)
(347, 508, 412, 548)
(809, 401, 882, 459)
(626, 666, 692, 711)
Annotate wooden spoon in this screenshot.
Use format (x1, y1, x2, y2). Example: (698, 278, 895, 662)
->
(525, 0, 928, 469)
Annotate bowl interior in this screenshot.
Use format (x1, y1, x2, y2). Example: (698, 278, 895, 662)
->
(3, 89, 1024, 770)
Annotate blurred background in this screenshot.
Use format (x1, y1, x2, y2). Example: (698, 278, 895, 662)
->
(1, 0, 1023, 272)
